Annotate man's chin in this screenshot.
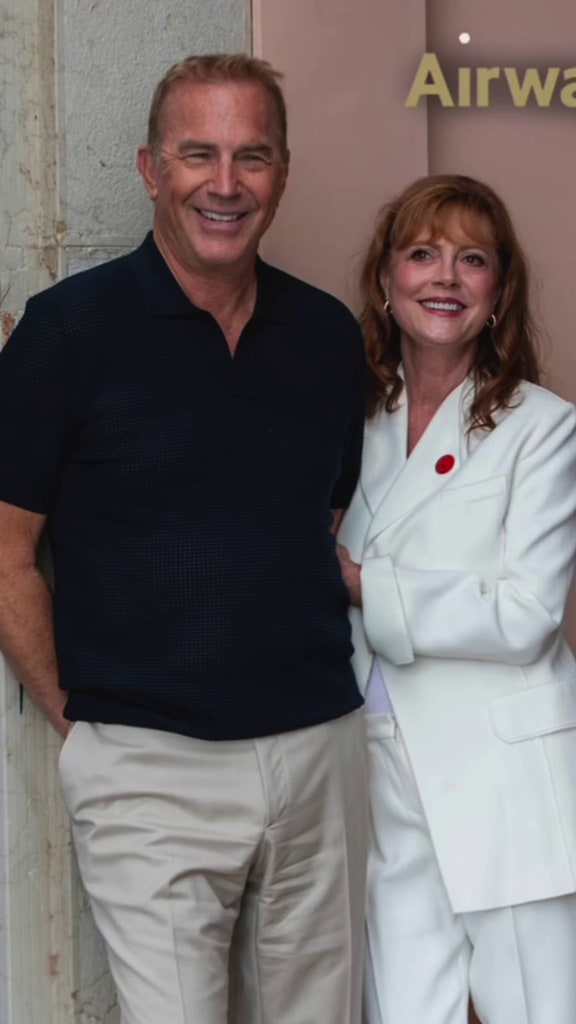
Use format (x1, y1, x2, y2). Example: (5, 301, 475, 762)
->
(189, 239, 259, 274)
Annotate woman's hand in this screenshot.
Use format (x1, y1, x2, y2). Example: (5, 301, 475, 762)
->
(337, 544, 363, 607)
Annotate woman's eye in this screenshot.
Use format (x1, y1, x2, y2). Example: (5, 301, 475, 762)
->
(463, 253, 487, 267)
(408, 248, 432, 262)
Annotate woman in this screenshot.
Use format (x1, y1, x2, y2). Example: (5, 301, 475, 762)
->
(338, 174, 576, 1024)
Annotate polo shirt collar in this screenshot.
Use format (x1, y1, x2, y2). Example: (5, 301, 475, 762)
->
(130, 232, 292, 324)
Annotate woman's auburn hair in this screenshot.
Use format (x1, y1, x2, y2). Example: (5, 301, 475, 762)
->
(359, 174, 541, 429)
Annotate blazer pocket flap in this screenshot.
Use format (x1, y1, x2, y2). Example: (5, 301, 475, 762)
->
(490, 680, 576, 743)
(441, 475, 506, 506)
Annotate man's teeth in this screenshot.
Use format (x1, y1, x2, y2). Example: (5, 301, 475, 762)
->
(422, 300, 464, 311)
(201, 210, 243, 222)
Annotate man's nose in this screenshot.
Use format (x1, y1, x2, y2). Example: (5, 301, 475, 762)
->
(209, 157, 241, 196)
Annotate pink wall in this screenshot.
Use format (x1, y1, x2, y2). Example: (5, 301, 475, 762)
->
(255, 0, 576, 645)
(427, 0, 576, 403)
(253, 0, 428, 307)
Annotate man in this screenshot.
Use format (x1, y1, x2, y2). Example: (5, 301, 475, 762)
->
(0, 55, 367, 1023)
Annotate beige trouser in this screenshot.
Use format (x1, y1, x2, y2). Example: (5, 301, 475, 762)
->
(364, 712, 576, 1024)
(59, 712, 368, 1024)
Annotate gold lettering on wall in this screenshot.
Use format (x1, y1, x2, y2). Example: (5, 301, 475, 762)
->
(406, 55, 576, 108)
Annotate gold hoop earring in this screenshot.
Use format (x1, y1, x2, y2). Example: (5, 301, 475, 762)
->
(486, 313, 497, 330)
(383, 299, 392, 316)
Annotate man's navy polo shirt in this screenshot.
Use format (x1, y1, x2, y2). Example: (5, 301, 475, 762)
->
(0, 234, 365, 739)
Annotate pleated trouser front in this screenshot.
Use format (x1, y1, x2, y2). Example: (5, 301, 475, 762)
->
(59, 711, 368, 1024)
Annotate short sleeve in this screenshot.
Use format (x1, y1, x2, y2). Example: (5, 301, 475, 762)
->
(0, 295, 71, 513)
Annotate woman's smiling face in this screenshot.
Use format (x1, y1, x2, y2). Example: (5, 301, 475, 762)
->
(381, 207, 501, 357)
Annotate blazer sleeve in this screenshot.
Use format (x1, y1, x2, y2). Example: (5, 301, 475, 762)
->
(361, 400, 576, 666)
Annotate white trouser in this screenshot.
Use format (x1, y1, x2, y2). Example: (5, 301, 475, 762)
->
(59, 712, 368, 1024)
(364, 712, 576, 1024)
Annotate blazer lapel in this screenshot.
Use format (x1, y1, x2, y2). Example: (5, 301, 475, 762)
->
(364, 378, 472, 546)
(361, 398, 408, 516)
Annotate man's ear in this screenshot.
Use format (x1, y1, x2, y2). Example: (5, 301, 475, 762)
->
(137, 145, 159, 201)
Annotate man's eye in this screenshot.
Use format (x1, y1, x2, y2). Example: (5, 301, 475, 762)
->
(237, 153, 271, 167)
(180, 151, 211, 164)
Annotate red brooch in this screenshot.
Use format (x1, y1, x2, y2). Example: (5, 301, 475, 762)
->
(435, 454, 455, 475)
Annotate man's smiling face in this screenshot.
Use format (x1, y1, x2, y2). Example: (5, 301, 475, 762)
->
(138, 79, 289, 278)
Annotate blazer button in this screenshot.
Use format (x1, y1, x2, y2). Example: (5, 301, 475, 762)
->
(435, 454, 455, 474)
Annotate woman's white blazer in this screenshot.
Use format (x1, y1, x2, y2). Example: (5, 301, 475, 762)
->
(338, 379, 576, 913)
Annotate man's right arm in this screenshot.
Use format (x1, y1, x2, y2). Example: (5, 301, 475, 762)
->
(0, 500, 68, 737)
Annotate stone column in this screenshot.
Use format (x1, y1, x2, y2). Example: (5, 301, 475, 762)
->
(0, 1, 248, 1019)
